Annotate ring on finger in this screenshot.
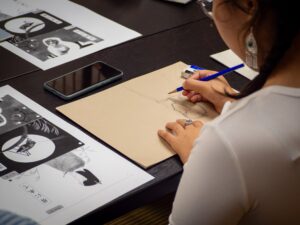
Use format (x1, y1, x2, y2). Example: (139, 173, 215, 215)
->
(184, 119, 193, 128)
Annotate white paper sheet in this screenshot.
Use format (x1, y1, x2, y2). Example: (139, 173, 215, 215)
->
(0, 0, 38, 19)
(0, 85, 153, 225)
(0, 0, 141, 70)
(210, 49, 258, 80)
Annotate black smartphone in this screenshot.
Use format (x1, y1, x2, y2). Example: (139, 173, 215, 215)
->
(44, 61, 123, 100)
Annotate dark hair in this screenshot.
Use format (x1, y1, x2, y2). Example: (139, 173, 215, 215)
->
(223, 0, 299, 98)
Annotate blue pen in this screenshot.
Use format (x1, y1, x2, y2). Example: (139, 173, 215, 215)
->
(168, 63, 244, 94)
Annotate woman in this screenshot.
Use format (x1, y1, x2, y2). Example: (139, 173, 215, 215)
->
(158, 0, 300, 224)
(43, 37, 80, 58)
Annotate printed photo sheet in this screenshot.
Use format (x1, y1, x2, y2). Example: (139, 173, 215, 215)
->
(0, 0, 141, 70)
(0, 85, 153, 225)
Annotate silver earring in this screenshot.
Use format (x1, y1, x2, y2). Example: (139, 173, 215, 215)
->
(245, 27, 258, 70)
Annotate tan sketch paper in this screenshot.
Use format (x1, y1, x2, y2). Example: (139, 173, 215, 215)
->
(57, 62, 218, 168)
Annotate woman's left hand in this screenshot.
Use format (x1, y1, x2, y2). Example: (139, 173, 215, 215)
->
(158, 119, 203, 164)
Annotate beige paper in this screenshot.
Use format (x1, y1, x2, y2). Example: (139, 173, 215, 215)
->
(57, 62, 218, 168)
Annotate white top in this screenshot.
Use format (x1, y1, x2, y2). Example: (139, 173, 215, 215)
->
(170, 86, 300, 225)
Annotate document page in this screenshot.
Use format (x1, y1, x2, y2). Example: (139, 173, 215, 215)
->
(0, 85, 153, 225)
(0, 0, 141, 70)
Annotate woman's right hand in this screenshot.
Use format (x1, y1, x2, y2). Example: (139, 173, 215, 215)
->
(182, 70, 236, 113)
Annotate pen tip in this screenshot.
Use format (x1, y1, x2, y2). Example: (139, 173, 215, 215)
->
(168, 90, 177, 94)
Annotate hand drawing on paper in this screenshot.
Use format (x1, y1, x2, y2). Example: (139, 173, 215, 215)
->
(125, 87, 217, 120)
(166, 94, 218, 120)
(158, 94, 209, 119)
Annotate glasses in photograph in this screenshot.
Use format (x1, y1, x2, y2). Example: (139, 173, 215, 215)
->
(197, 0, 213, 19)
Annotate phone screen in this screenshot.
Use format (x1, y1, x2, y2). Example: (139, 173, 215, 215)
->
(45, 62, 122, 96)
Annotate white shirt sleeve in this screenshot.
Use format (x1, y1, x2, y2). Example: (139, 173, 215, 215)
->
(221, 101, 232, 115)
(169, 125, 250, 225)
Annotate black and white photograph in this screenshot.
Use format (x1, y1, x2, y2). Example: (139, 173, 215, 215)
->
(12, 26, 103, 62)
(0, 0, 141, 70)
(0, 118, 84, 178)
(0, 95, 40, 135)
(0, 11, 69, 42)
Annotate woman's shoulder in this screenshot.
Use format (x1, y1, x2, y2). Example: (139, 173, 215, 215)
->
(199, 85, 300, 161)
(211, 85, 300, 128)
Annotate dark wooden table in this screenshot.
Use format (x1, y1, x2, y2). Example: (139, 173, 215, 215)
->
(0, 0, 250, 224)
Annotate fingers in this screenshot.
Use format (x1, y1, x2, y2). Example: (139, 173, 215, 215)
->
(182, 70, 216, 95)
(157, 121, 184, 148)
(193, 120, 203, 128)
(183, 78, 210, 96)
(187, 91, 196, 99)
(165, 122, 184, 134)
(176, 119, 203, 128)
(158, 119, 203, 163)
(190, 94, 202, 103)
(176, 119, 187, 127)
(191, 70, 216, 79)
(157, 129, 175, 143)
(159, 119, 202, 142)
(182, 91, 203, 103)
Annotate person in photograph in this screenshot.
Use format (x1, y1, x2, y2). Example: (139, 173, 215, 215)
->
(42, 37, 80, 58)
